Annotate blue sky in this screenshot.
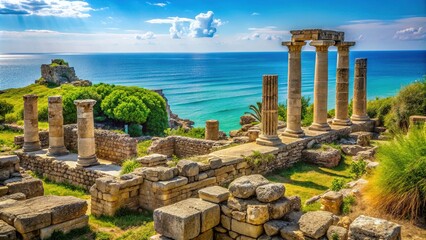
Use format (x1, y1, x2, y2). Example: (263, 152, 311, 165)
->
(0, 0, 425, 52)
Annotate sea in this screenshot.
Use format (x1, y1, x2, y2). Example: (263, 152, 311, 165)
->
(1, 51, 425, 133)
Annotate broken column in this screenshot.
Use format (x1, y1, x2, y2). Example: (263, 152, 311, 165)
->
(23, 94, 41, 152)
(47, 96, 69, 156)
(282, 41, 306, 138)
(256, 75, 282, 146)
(309, 40, 335, 131)
(74, 99, 99, 167)
(205, 120, 219, 141)
(351, 58, 370, 122)
(332, 42, 355, 126)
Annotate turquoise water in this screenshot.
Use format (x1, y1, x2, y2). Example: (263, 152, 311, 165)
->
(1, 51, 425, 133)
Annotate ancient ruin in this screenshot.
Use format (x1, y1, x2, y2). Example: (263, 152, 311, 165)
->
(22, 95, 41, 152)
(75, 99, 99, 167)
(46, 96, 69, 156)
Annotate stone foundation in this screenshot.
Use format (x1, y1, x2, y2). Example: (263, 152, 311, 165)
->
(148, 136, 223, 158)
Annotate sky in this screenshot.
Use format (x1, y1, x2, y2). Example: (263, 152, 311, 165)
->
(0, 0, 425, 52)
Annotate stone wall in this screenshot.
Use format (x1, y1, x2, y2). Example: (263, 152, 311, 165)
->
(90, 121, 375, 216)
(15, 124, 138, 162)
(16, 151, 108, 190)
(148, 136, 218, 158)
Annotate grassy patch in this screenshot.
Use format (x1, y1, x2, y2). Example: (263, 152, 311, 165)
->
(164, 127, 205, 139)
(0, 127, 21, 154)
(267, 155, 353, 211)
(120, 159, 141, 175)
(137, 140, 152, 157)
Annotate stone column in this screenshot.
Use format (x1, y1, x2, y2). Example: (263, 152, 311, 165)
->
(23, 94, 41, 152)
(47, 96, 69, 156)
(351, 58, 370, 121)
(282, 41, 306, 138)
(74, 99, 99, 167)
(256, 75, 282, 146)
(309, 40, 335, 131)
(205, 120, 219, 140)
(332, 42, 355, 126)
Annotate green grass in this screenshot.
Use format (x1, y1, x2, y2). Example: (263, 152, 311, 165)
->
(267, 155, 353, 211)
(0, 127, 21, 154)
(120, 159, 141, 175)
(137, 140, 152, 157)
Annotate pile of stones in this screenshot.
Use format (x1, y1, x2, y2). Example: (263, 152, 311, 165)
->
(137, 154, 168, 167)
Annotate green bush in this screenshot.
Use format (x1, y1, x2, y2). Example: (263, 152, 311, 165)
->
(278, 103, 287, 121)
(62, 87, 103, 124)
(342, 195, 356, 215)
(243, 150, 275, 166)
(102, 91, 150, 124)
(366, 125, 426, 221)
(120, 159, 141, 175)
(38, 104, 49, 122)
(385, 80, 426, 134)
(164, 127, 205, 139)
(128, 124, 143, 137)
(302, 104, 314, 127)
(367, 97, 393, 125)
(350, 160, 367, 179)
(331, 178, 346, 191)
(0, 100, 13, 123)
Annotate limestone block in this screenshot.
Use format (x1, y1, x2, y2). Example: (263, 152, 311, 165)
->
(246, 205, 269, 225)
(231, 219, 264, 238)
(279, 223, 304, 240)
(320, 191, 343, 215)
(298, 211, 334, 239)
(268, 198, 292, 219)
(214, 225, 227, 233)
(215, 232, 233, 240)
(232, 211, 246, 221)
(154, 202, 201, 240)
(208, 157, 223, 169)
(264, 220, 287, 236)
(256, 183, 285, 203)
(0, 220, 16, 240)
(348, 215, 401, 240)
(149, 234, 172, 240)
(192, 228, 213, 240)
(50, 196, 88, 224)
(341, 145, 369, 156)
(198, 186, 230, 203)
(0, 193, 26, 202)
(221, 214, 231, 230)
(0, 186, 8, 197)
(95, 176, 117, 192)
(302, 147, 341, 168)
(142, 167, 175, 181)
(14, 211, 51, 233)
(5, 177, 43, 199)
(40, 215, 88, 240)
(179, 198, 220, 232)
(0, 155, 19, 168)
(227, 196, 260, 212)
(288, 196, 302, 211)
(152, 176, 188, 191)
(177, 160, 199, 177)
(327, 225, 348, 240)
(228, 175, 269, 199)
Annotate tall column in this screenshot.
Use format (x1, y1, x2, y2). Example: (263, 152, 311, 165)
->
(351, 58, 370, 121)
(333, 42, 355, 126)
(205, 120, 219, 140)
(309, 40, 335, 131)
(47, 96, 69, 156)
(282, 41, 306, 138)
(256, 75, 282, 146)
(23, 94, 41, 152)
(74, 99, 99, 167)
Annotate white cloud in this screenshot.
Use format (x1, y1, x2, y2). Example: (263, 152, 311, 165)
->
(25, 29, 58, 33)
(146, 11, 223, 39)
(136, 31, 156, 40)
(241, 26, 289, 41)
(251, 12, 259, 16)
(394, 27, 426, 40)
(0, 0, 94, 17)
(146, 1, 169, 7)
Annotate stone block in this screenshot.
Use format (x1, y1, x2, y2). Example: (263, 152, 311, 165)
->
(6, 177, 43, 199)
(268, 198, 292, 219)
(152, 176, 188, 191)
(192, 228, 213, 240)
(142, 167, 176, 181)
(302, 147, 341, 168)
(149, 234, 172, 240)
(228, 196, 260, 212)
(221, 215, 231, 230)
(177, 160, 199, 177)
(246, 205, 269, 225)
(327, 225, 348, 240)
(298, 211, 333, 239)
(14, 211, 51, 233)
(231, 219, 264, 238)
(40, 215, 88, 240)
(341, 145, 369, 156)
(0, 187, 8, 197)
(232, 211, 246, 221)
(0, 193, 26, 202)
(0, 155, 19, 168)
(256, 183, 285, 203)
(264, 220, 287, 236)
(208, 157, 223, 169)
(198, 186, 229, 203)
(348, 215, 401, 240)
(154, 202, 201, 240)
(179, 198, 220, 233)
(50, 196, 87, 224)
(320, 191, 343, 215)
(280, 223, 304, 240)
(0, 220, 16, 240)
(228, 175, 269, 199)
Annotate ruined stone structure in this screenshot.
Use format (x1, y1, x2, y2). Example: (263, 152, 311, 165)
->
(74, 99, 99, 167)
(40, 59, 79, 85)
(47, 96, 69, 156)
(351, 58, 370, 122)
(257, 75, 282, 146)
(205, 120, 219, 141)
(22, 94, 41, 152)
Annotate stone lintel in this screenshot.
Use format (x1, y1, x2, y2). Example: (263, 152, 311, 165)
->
(281, 41, 306, 47)
(309, 40, 335, 47)
(335, 41, 356, 47)
(290, 29, 344, 42)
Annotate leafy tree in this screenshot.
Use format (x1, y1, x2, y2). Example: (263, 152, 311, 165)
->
(101, 90, 150, 124)
(245, 102, 262, 122)
(0, 100, 13, 123)
(278, 103, 287, 121)
(62, 87, 103, 124)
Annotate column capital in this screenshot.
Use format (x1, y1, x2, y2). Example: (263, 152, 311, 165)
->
(355, 58, 367, 68)
(23, 94, 38, 100)
(74, 99, 97, 107)
(335, 41, 356, 52)
(48, 95, 62, 103)
(310, 40, 335, 52)
(282, 41, 306, 52)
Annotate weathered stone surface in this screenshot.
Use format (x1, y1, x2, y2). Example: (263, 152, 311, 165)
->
(327, 225, 348, 240)
(232, 211, 246, 221)
(0, 219, 16, 240)
(179, 198, 220, 233)
(149, 234, 172, 240)
(208, 157, 223, 169)
(5, 176, 43, 199)
(284, 211, 303, 223)
(152, 176, 188, 191)
(40, 215, 88, 240)
(348, 215, 401, 240)
(221, 214, 231, 230)
(264, 220, 287, 236)
(177, 160, 199, 177)
(0, 156, 19, 167)
(192, 228, 213, 240)
(240, 115, 257, 126)
(298, 211, 333, 238)
(341, 145, 369, 156)
(198, 186, 229, 203)
(268, 198, 293, 219)
(0, 193, 25, 202)
(280, 223, 304, 240)
(320, 191, 343, 215)
(350, 132, 371, 146)
(302, 147, 341, 168)
(142, 167, 175, 181)
(228, 175, 269, 199)
(247, 205, 269, 225)
(50, 196, 88, 224)
(256, 183, 285, 203)
(228, 196, 260, 212)
(14, 211, 51, 233)
(288, 196, 302, 211)
(231, 219, 264, 238)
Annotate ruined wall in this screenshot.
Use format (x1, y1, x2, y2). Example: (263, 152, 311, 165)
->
(148, 136, 218, 158)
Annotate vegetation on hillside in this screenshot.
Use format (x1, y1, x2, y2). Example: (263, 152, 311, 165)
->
(164, 127, 205, 139)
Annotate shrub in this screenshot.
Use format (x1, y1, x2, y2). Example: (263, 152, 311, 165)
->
(102, 90, 150, 124)
(367, 97, 393, 125)
(137, 140, 152, 157)
(350, 160, 367, 179)
(38, 104, 49, 122)
(128, 124, 142, 137)
(385, 80, 426, 134)
(164, 127, 205, 139)
(366, 125, 426, 221)
(331, 178, 346, 191)
(62, 87, 103, 124)
(120, 159, 141, 175)
(245, 102, 262, 122)
(243, 150, 275, 166)
(302, 104, 314, 127)
(278, 103, 287, 121)
(342, 195, 356, 215)
(0, 100, 13, 123)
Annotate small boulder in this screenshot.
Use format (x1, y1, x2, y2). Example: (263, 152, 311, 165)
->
(228, 175, 269, 199)
(341, 145, 369, 156)
(327, 226, 348, 240)
(256, 183, 285, 203)
(348, 215, 401, 240)
(198, 186, 229, 203)
(302, 146, 341, 168)
(320, 191, 343, 215)
(240, 115, 257, 126)
(247, 205, 269, 225)
(298, 211, 334, 239)
(264, 220, 287, 236)
(177, 160, 199, 177)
